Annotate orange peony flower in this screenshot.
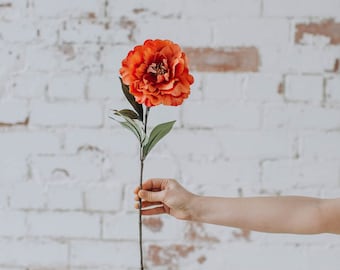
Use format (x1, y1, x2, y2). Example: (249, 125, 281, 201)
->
(120, 39, 194, 107)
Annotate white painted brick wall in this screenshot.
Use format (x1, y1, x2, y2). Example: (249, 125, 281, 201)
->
(285, 75, 324, 103)
(30, 101, 103, 127)
(0, 99, 28, 124)
(0, 239, 68, 266)
(326, 76, 340, 103)
(48, 73, 86, 100)
(27, 212, 101, 238)
(84, 183, 122, 212)
(0, 0, 339, 269)
(0, 210, 26, 237)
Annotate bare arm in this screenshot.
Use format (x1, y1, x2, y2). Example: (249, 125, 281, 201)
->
(190, 195, 340, 234)
(135, 179, 340, 234)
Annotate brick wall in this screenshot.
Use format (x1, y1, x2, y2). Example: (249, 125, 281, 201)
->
(0, 0, 340, 269)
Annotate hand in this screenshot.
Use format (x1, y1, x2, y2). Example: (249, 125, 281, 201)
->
(134, 178, 196, 221)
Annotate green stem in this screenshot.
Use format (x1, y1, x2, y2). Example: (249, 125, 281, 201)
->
(139, 107, 150, 270)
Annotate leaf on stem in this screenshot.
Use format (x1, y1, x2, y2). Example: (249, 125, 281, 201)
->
(119, 77, 144, 121)
(117, 109, 139, 119)
(143, 120, 176, 158)
(111, 110, 145, 142)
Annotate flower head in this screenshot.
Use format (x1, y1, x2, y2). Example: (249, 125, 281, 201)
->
(120, 39, 194, 107)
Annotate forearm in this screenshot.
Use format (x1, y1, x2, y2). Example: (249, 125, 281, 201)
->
(189, 195, 326, 234)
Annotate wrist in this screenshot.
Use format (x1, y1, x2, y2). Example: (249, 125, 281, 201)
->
(186, 194, 204, 222)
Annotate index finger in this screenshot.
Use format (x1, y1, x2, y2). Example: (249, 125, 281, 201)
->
(142, 178, 167, 191)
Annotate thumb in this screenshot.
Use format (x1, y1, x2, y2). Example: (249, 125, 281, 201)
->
(138, 190, 165, 202)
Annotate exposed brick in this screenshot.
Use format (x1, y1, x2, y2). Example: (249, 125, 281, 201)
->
(333, 58, 340, 72)
(295, 19, 340, 45)
(103, 213, 183, 240)
(185, 223, 220, 243)
(143, 217, 164, 233)
(192, 244, 311, 269)
(232, 228, 251, 241)
(184, 47, 260, 72)
(147, 244, 196, 267)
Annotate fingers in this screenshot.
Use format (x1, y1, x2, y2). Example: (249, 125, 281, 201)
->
(134, 201, 166, 215)
(141, 178, 169, 192)
(134, 201, 163, 209)
(133, 180, 169, 216)
(134, 182, 166, 203)
(141, 206, 167, 216)
(134, 179, 172, 198)
(133, 181, 160, 201)
(138, 189, 165, 203)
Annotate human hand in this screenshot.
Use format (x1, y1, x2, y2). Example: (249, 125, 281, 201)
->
(134, 178, 197, 221)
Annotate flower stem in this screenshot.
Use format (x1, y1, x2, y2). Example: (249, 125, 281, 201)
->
(139, 107, 150, 270)
(139, 156, 144, 270)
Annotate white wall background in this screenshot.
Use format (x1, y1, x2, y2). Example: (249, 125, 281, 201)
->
(0, 0, 340, 269)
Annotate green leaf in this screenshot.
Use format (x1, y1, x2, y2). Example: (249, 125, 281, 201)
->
(143, 120, 176, 158)
(119, 77, 143, 121)
(117, 109, 139, 119)
(110, 110, 145, 142)
(119, 121, 143, 141)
